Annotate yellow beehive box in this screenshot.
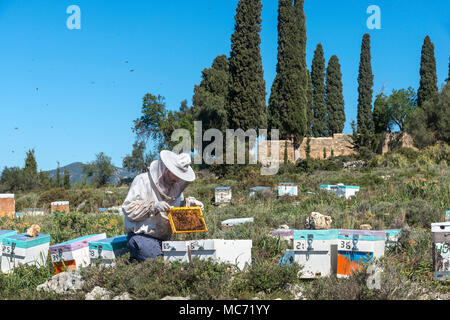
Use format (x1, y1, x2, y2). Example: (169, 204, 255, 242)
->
(168, 207, 207, 234)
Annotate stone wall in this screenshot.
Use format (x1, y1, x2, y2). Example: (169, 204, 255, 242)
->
(379, 132, 417, 154)
(298, 134, 357, 160)
(257, 134, 357, 164)
(257, 140, 295, 165)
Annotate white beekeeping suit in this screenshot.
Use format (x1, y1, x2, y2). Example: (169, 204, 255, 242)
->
(122, 151, 203, 241)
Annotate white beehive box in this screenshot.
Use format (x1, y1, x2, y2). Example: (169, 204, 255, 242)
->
(221, 217, 254, 229)
(215, 187, 232, 204)
(336, 186, 360, 199)
(88, 235, 128, 267)
(278, 183, 298, 197)
(1, 233, 50, 274)
(0, 230, 18, 270)
(162, 239, 252, 271)
(431, 222, 450, 281)
(293, 229, 339, 278)
(50, 233, 107, 274)
(336, 230, 385, 278)
(22, 208, 46, 216)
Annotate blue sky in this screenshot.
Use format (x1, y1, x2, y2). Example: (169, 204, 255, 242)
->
(0, 0, 449, 171)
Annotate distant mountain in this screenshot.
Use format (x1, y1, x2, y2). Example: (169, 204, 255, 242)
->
(46, 162, 136, 185)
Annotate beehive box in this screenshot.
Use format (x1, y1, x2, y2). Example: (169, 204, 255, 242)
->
(431, 222, 450, 281)
(293, 229, 339, 278)
(168, 207, 207, 234)
(336, 230, 385, 278)
(221, 217, 253, 229)
(278, 183, 298, 197)
(162, 239, 252, 271)
(50, 233, 107, 274)
(319, 185, 338, 192)
(51, 201, 70, 214)
(22, 208, 45, 216)
(0, 194, 15, 219)
(384, 229, 402, 248)
(215, 187, 232, 204)
(1, 233, 50, 274)
(336, 186, 360, 199)
(89, 235, 128, 267)
(0, 230, 18, 270)
(249, 186, 271, 197)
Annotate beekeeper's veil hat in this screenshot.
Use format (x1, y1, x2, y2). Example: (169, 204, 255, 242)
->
(148, 150, 195, 202)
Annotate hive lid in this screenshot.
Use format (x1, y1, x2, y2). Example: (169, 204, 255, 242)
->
(338, 229, 385, 241)
(0, 230, 17, 240)
(50, 233, 107, 253)
(294, 229, 339, 240)
(216, 187, 231, 190)
(51, 201, 69, 205)
(89, 235, 128, 251)
(279, 182, 296, 185)
(250, 186, 271, 191)
(338, 185, 360, 189)
(0, 194, 14, 199)
(221, 217, 254, 226)
(384, 229, 402, 237)
(168, 207, 207, 234)
(2, 233, 51, 248)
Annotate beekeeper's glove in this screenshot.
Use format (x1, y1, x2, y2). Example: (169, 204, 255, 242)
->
(153, 201, 171, 213)
(185, 197, 204, 210)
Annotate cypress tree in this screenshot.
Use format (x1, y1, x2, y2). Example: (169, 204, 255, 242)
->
(311, 43, 327, 136)
(63, 169, 71, 190)
(417, 36, 438, 108)
(356, 33, 375, 148)
(193, 54, 230, 133)
(268, 0, 308, 147)
(306, 69, 314, 135)
(325, 55, 345, 134)
(56, 161, 61, 188)
(228, 0, 267, 131)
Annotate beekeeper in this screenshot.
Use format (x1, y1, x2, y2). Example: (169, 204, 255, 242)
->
(122, 150, 204, 262)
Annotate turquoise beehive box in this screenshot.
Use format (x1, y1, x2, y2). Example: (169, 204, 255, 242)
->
(89, 235, 128, 266)
(1, 233, 51, 273)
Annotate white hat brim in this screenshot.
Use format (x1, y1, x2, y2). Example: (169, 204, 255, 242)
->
(160, 150, 196, 182)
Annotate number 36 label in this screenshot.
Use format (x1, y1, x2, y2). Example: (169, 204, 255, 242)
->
(339, 240, 353, 250)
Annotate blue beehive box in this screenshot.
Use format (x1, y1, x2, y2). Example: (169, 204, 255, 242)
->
(89, 235, 128, 266)
(1, 233, 51, 273)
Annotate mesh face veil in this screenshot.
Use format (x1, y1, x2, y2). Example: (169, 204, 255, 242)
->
(148, 157, 189, 203)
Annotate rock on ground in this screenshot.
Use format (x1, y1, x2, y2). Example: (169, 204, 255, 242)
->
(85, 286, 111, 300)
(305, 212, 332, 230)
(112, 292, 133, 300)
(36, 271, 84, 294)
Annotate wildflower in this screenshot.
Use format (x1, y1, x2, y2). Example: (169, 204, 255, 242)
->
(106, 224, 112, 230)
